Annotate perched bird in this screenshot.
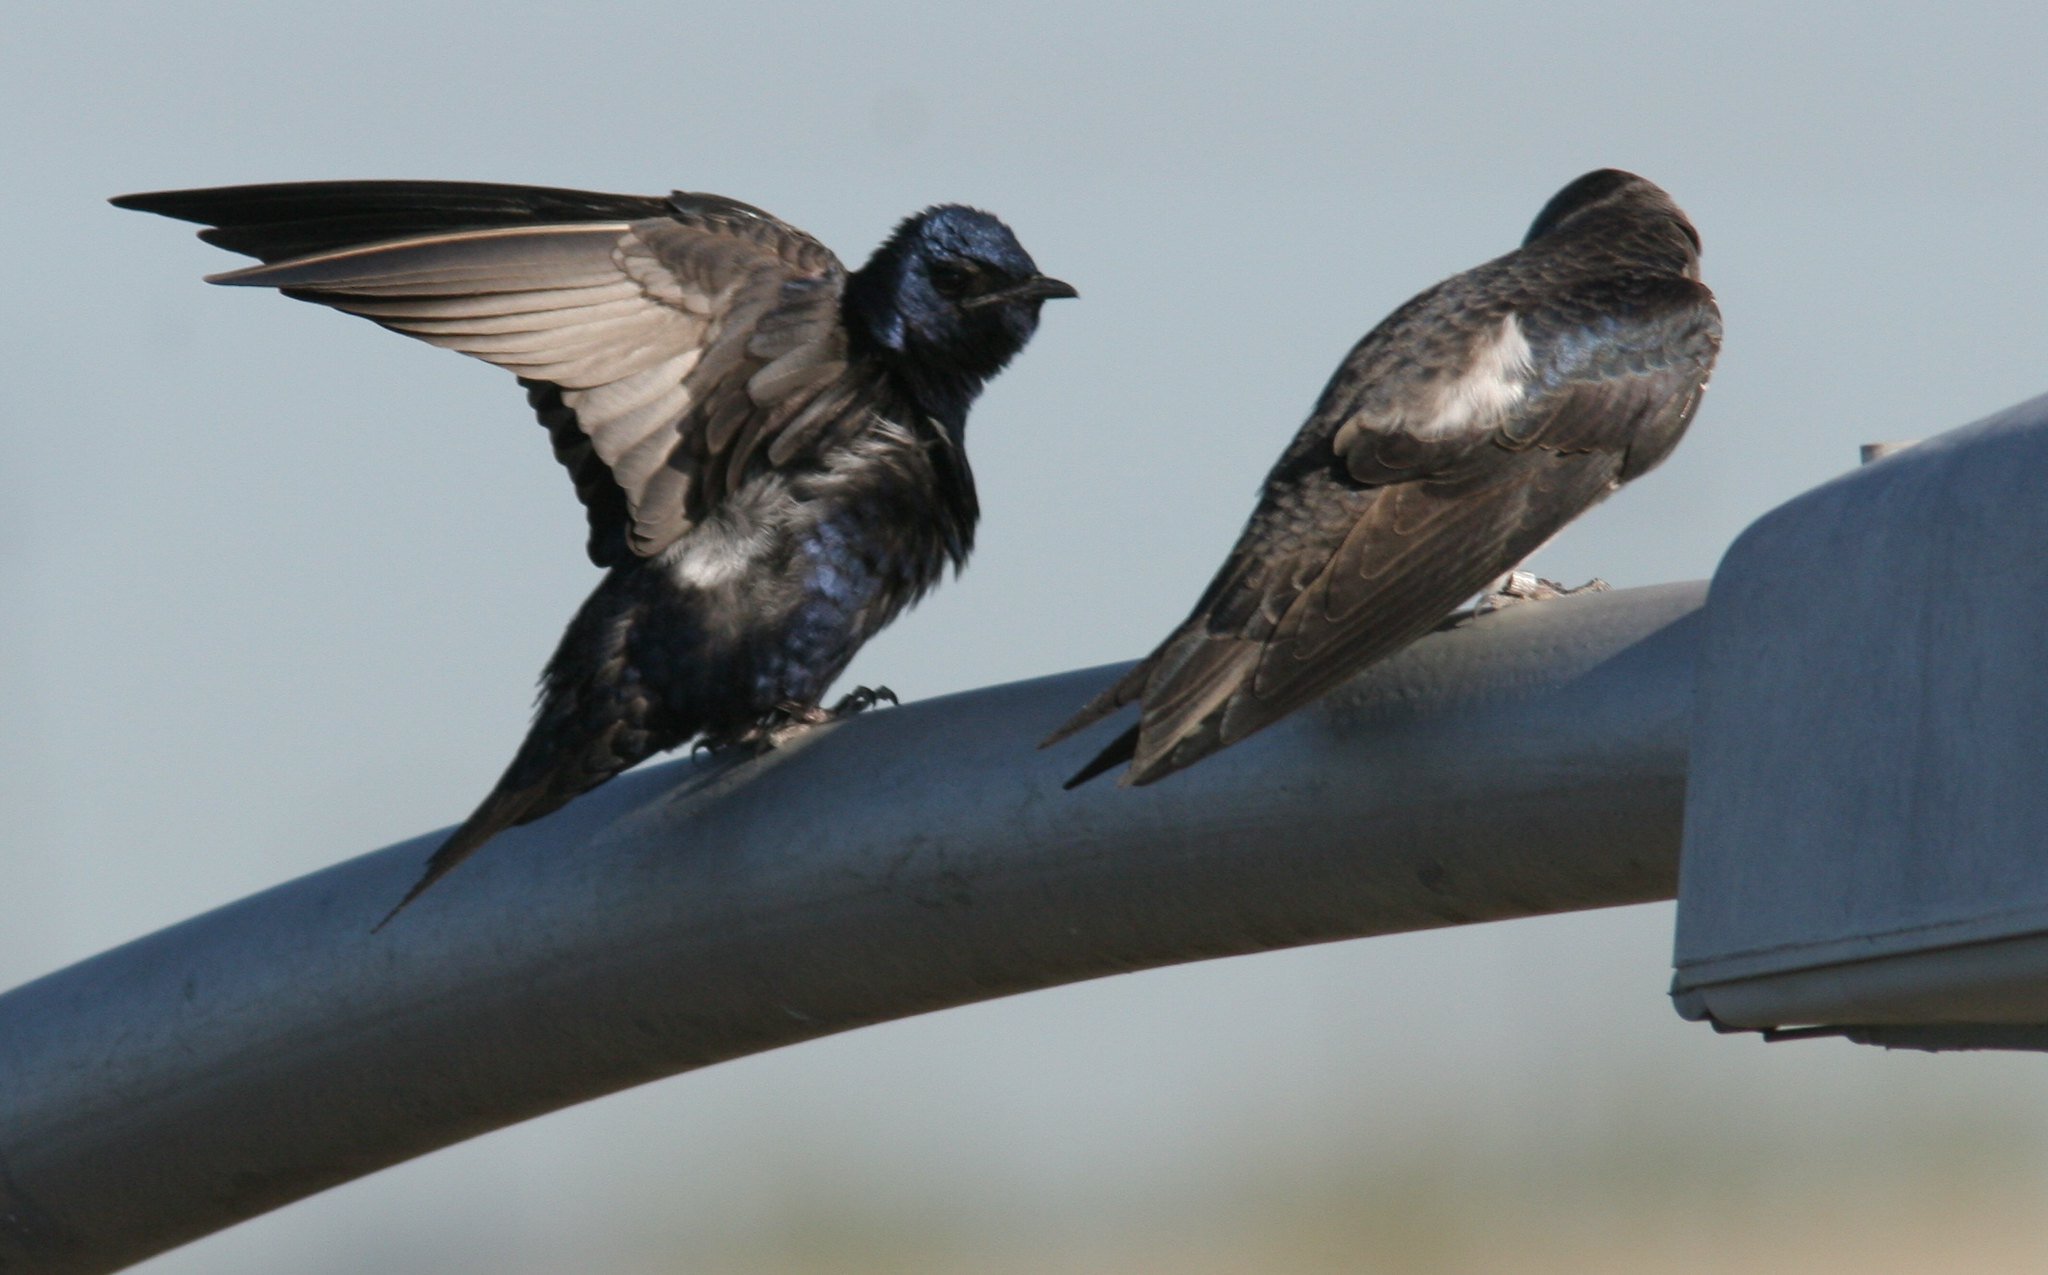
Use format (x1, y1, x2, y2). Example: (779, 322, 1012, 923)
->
(114, 180, 1074, 921)
(1047, 169, 1720, 787)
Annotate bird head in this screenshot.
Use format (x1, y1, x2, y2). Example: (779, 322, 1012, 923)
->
(1523, 169, 1703, 273)
(846, 205, 1076, 392)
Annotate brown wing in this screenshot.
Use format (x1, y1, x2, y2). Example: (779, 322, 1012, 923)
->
(121, 183, 852, 566)
(1055, 277, 1720, 785)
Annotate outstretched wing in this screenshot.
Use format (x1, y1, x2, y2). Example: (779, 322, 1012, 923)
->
(1054, 275, 1720, 785)
(113, 181, 855, 565)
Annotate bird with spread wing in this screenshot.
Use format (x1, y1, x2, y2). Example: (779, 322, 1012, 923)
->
(1047, 169, 1719, 788)
(115, 181, 1074, 922)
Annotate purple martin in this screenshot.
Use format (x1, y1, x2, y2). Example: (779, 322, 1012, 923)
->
(114, 180, 1073, 920)
(1047, 169, 1719, 787)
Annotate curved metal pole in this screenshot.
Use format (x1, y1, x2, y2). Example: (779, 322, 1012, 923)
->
(0, 582, 1703, 1274)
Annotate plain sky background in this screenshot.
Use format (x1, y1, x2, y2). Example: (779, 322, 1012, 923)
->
(8, 4, 2048, 1271)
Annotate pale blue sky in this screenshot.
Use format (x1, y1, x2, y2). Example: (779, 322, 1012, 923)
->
(8, 4, 2048, 1271)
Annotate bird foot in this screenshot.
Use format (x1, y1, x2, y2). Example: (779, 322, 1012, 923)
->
(749, 701, 834, 750)
(830, 685, 898, 716)
(696, 707, 825, 756)
(1478, 571, 1609, 613)
(719, 688, 901, 754)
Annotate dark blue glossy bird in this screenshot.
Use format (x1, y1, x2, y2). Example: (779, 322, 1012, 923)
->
(113, 181, 1074, 921)
(1047, 169, 1719, 787)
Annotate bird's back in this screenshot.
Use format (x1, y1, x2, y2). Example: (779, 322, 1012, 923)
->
(1053, 170, 1719, 787)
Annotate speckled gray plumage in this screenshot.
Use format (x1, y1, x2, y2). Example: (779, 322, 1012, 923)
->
(114, 181, 1073, 919)
(1051, 169, 1720, 787)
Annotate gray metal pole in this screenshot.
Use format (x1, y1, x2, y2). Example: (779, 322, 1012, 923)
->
(0, 582, 1703, 1274)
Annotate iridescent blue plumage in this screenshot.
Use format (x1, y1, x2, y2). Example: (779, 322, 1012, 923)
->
(755, 516, 887, 705)
(111, 180, 1074, 920)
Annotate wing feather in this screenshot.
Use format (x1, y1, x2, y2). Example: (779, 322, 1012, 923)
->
(1081, 278, 1720, 785)
(124, 182, 855, 565)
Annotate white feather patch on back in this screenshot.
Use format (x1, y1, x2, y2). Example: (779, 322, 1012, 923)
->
(1410, 313, 1534, 438)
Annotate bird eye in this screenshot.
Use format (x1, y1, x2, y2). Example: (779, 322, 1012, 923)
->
(928, 261, 978, 297)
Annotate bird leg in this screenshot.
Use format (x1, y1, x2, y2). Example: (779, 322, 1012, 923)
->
(1477, 570, 1609, 613)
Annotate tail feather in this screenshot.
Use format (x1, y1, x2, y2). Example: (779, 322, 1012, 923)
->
(1041, 658, 1153, 751)
(373, 711, 658, 929)
(373, 780, 569, 931)
(1049, 636, 1260, 789)
(1045, 659, 1154, 790)
(1061, 724, 1140, 790)
(373, 568, 676, 929)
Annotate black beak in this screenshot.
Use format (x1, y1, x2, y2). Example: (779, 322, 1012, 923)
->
(1019, 274, 1079, 302)
(964, 274, 1079, 309)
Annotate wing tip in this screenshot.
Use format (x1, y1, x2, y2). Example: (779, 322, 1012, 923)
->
(203, 262, 276, 287)
(110, 188, 211, 214)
